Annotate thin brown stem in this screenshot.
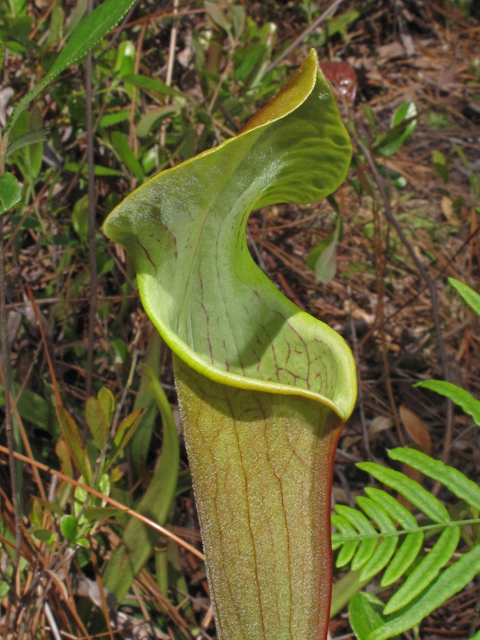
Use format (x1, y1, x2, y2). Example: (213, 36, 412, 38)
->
(160, 0, 179, 148)
(347, 285, 371, 460)
(373, 205, 404, 445)
(358, 139, 453, 461)
(85, 0, 98, 404)
(0, 215, 22, 608)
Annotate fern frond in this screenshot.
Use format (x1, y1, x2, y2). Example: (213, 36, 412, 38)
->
(333, 448, 480, 638)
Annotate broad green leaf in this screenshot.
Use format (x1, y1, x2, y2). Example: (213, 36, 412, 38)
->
(103, 366, 179, 602)
(103, 49, 355, 420)
(60, 515, 79, 541)
(330, 570, 369, 618)
(72, 195, 89, 241)
(388, 448, 480, 510)
(449, 278, 480, 315)
(376, 102, 417, 157)
(415, 380, 480, 427)
(111, 131, 144, 182)
(97, 387, 115, 425)
(33, 528, 57, 544)
(9, 108, 44, 180)
(85, 397, 109, 450)
(370, 544, 480, 640)
(0, 172, 22, 215)
(357, 462, 450, 523)
(349, 592, 391, 640)
(104, 50, 356, 639)
(383, 525, 460, 614)
(7, 0, 137, 133)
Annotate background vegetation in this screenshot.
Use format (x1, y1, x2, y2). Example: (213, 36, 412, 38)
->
(0, 0, 479, 638)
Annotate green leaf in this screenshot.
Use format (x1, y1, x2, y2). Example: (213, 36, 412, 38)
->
(7, 0, 137, 133)
(0, 383, 58, 434)
(383, 525, 460, 614)
(129, 327, 162, 475)
(99, 110, 130, 128)
(449, 277, 480, 316)
(375, 102, 417, 157)
(388, 448, 480, 510)
(64, 162, 123, 176)
(103, 49, 355, 419)
(349, 592, 392, 640)
(0, 172, 22, 215)
(106, 407, 145, 468)
(97, 387, 115, 425)
(331, 570, 370, 618)
(83, 506, 123, 521)
(103, 366, 180, 602)
(357, 462, 450, 523)
(363, 486, 424, 585)
(332, 514, 359, 566)
(111, 131, 144, 182)
(312, 217, 341, 284)
(72, 194, 89, 241)
(85, 397, 109, 450)
(6, 129, 47, 156)
(415, 380, 480, 427)
(121, 73, 184, 97)
(370, 544, 480, 640)
(33, 528, 57, 544)
(381, 531, 424, 587)
(103, 50, 356, 639)
(56, 406, 92, 484)
(60, 515, 79, 541)
(336, 505, 378, 569)
(136, 106, 178, 138)
(356, 498, 398, 582)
